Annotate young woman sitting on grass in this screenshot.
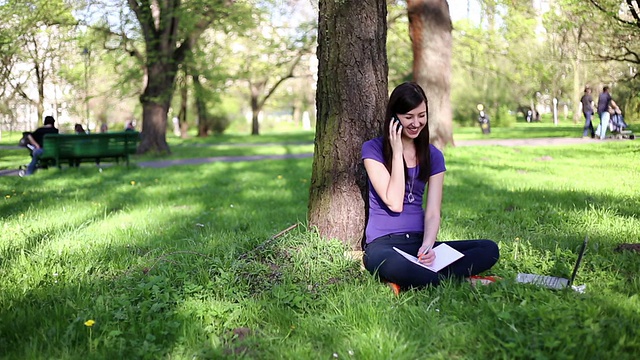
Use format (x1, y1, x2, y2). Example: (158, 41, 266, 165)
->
(362, 82, 500, 291)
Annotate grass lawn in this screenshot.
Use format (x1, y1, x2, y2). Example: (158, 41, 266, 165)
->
(3, 121, 639, 169)
(0, 131, 317, 170)
(454, 120, 640, 140)
(1, 139, 639, 359)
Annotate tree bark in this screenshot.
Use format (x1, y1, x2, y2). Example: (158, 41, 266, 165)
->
(178, 70, 189, 138)
(572, 57, 582, 124)
(129, 0, 231, 153)
(137, 61, 175, 153)
(407, 0, 453, 149)
(193, 73, 211, 137)
(308, 0, 388, 249)
(250, 82, 263, 135)
(248, 53, 300, 136)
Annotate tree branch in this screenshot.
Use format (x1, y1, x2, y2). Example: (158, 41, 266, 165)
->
(258, 53, 303, 109)
(174, 0, 236, 63)
(128, 0, 157, 46)
(589, 0, 639, 27)
(625, 0, 640, 26)
(92, 25, 145, 64)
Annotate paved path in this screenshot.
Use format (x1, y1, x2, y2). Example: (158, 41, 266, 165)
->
(0, 137, 626, 177)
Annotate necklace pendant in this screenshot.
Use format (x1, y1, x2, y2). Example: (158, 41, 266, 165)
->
(407, 193, 415, 203)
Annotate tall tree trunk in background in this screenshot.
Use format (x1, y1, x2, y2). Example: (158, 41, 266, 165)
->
(572, 57, 582, 124)
(178, 70, 189, 138)
(308, 0, 388, 249)
(193, 73, 211, 137)
(572, 25, 584, 124)
(128, 0, 233, 153)
(407, 0, 453, 149)
(36, 63, 44, 122)
(250, 81, 264, 136)
(248, 54, 301, 136)
(138, 60, 176, 153)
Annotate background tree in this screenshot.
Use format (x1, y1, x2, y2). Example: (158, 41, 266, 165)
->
(0, 0, 76, 126)
(584, 0, 640, 118)
(112, 0, 238, 153)
(232, 3, 315, 136)
(308, 0, 388, 249)
(407, 0, 453, 148)
(387, 0, 413, 86)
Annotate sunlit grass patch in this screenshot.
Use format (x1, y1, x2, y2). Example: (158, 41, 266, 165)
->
(0, 142, 639, 358)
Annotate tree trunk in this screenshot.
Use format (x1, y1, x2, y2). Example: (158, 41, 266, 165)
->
(292, 104, 301, 126)
(250, 83, 263, 135)
(308, 0, 388, 249)
(193, 74, 210, 137)
(572, 25, 584, 124)
(128, 0, 227, 153)
(407, 0, 453, 149)
(36, 63, 44, 122)
(140, 101, 170, 152)
(572, 56, 582, 124)
(178, 71, 189, 138)
(137, 61, 174, 154)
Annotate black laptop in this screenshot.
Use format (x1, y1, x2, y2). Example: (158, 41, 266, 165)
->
(516, 236, 588, 290)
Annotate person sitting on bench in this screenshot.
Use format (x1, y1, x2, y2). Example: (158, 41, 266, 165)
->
(25, 116, 59, 176)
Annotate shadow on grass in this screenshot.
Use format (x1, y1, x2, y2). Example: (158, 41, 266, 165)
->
(0, 157, 314, 358)
(1, 145, 639, 358)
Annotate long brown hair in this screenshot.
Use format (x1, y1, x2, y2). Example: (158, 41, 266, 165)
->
(382, 82, 431, 182)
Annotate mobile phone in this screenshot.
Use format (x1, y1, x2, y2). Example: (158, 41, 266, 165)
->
(392, 115, 402, 128)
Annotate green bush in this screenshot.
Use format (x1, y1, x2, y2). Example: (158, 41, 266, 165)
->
(492, 105, 516, 128)
(210, 113, 231, 135)
(453, 106, 478, 127)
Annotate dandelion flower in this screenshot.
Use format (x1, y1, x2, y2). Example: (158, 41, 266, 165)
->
(84, 320, 95, 327)
(130, 181, 136, 186)
(277, 175, 283, 179)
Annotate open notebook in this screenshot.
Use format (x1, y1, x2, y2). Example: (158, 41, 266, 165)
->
(393, 244, 464, 272)
(516, 236, 588, 290)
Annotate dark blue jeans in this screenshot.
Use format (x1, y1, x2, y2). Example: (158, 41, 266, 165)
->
(364, 233, 499, 288)
(582, 112, 594, 138)
(26, 148, 43, 175)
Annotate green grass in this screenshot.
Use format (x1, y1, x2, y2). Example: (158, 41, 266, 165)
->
(4, 122, 640, 169)
(0, 131, 316, 170)
(452, 122, 579, 140)
(1, 140, 639, 359)
(453, 120, 640, 140)
(0, 131, 22, 146)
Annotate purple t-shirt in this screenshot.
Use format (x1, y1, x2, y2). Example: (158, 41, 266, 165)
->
(362, 137, 446, 244)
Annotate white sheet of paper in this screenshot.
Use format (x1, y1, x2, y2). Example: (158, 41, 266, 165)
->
(393, 244, 464, 272)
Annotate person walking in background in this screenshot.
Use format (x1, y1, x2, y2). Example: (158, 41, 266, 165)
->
(100, 123, 108, 133)
(580, 86, 595, 138)
(24, 116, 59, 176)
(596, 86, 618, 140)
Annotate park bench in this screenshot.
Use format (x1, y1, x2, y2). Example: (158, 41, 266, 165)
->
(39, 132, 140, 168)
